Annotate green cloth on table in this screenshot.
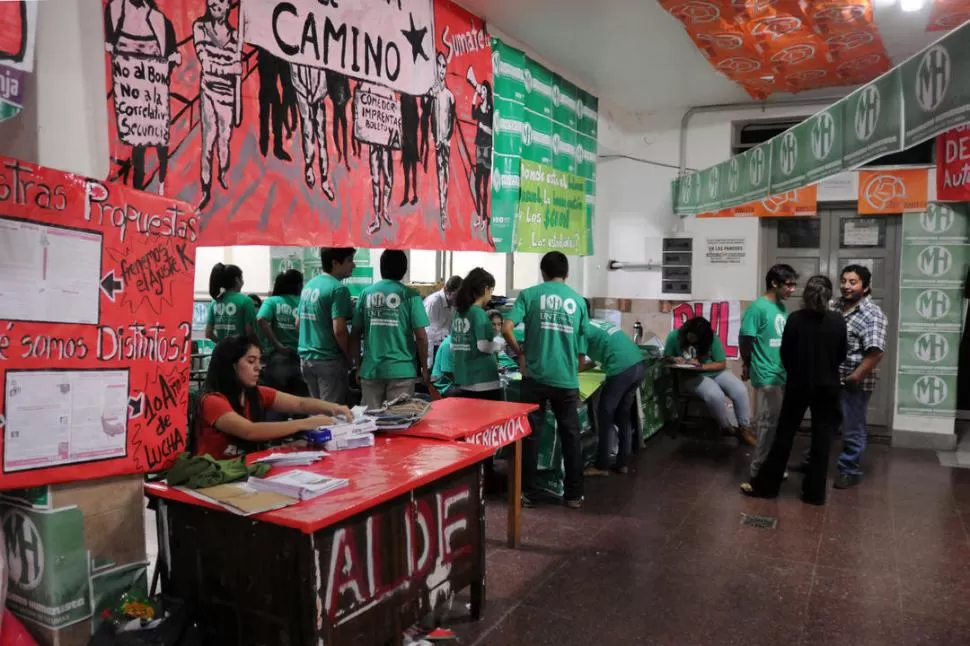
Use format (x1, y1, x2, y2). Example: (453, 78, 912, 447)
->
(578, 369, 607, 400)
(166, 453, 270, 489)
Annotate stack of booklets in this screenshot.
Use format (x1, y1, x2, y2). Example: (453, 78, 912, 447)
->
(248, 469, 349, 501)
(254, 451, 328, 467)
(322, 406, 378, 451)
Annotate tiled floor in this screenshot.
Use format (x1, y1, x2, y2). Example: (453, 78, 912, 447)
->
(440, 435, 970, 646)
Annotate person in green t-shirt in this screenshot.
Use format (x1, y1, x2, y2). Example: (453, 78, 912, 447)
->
(581, 312, 646, 477)
(741, 264, 798, 478)
(351, 250, 430, 410)
(488, 310, 519, 372)
(452, 268, 505, 400)
(205, 263, 257, 343)
(298, 248, 356, 404)
(502, 252, 588, 509)
(664, 316, 752, 443)
(431, 335, 455, 397)
(257, 269, 305, 396)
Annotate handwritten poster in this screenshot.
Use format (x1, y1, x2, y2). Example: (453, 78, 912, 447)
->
(670, 301, 742, 359)
(0, 155, 198, 488)
(101, 0, 494, 250)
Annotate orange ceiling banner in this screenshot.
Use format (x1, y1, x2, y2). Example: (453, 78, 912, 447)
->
(659, 0, 891, 97)
(926, 0, 970, 31)
(857, 169, 929, 214)
(698, 185, 818, 218)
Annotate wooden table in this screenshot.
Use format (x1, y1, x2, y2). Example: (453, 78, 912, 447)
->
(146, 437, 495, 645)
(398, 398, 537, 548)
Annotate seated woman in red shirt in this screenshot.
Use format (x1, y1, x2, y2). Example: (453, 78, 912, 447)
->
(196, 335, 352, 458)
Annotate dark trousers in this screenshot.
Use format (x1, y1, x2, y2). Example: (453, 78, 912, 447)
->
(521, 378, 583, 501)
(596, 362, 646, 470)
(751, 386, 841, 504)
(132, 145, 168, 190)
(457, 388, 504, 401)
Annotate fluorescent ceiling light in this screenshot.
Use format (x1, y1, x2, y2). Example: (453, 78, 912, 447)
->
(900, 0, 925, 11)
(874, 0, 897, 7)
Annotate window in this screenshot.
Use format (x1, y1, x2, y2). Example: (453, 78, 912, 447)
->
(408, 249, 438, 284)
(450, 252, 508, 294)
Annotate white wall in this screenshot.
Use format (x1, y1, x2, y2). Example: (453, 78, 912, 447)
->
(588, 101, 836, 301)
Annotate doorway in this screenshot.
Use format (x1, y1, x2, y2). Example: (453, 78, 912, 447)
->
(763, 207, 901, 436)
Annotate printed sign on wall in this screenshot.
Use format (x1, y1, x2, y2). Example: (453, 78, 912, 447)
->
(670, 301, 741, 360)
(0, 0, 37, 122)
(896, 204, 969, 418)
(0, 155, 198, 488)
(102, 0, 494, 251)
(857, 169, 929, 214)
(936, 124, 970, 202)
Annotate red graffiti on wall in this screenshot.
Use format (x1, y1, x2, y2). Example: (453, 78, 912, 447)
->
(671, 301, 739, 359)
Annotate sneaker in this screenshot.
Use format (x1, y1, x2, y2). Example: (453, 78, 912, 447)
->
(834, 473, 862, 490)
(565, 497, 584, 509)
(584, 467, 611, 477)
(612, 466, 630, 475)
(520, 493, 536, 508)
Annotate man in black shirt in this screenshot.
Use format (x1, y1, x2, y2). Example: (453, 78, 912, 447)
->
(743, 275, 847, 505)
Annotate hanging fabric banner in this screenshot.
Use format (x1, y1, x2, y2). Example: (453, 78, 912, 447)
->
(857, 168, 929, 214)
(926, 0, 970, 31)
(101, 0, 494, 251)
(901, 23, 970, 148)
(0, 0, 37, 122)
(657, 0, 891, 99)
(490, 38, 596, 255)
(0, 155, 199, 489)
(698, 185, 818, 218)
(936, 125, 970, 202)
(839, 69, 903, 169)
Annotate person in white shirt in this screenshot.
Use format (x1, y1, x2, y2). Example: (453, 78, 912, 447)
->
(424, 276, 462, 366)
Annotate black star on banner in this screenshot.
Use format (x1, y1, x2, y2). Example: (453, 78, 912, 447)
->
(401, 13, 429, 64)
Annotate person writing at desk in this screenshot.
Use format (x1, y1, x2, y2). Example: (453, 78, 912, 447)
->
(196, 335, 352, 459)
(205, 263, 256, 342)
(664, 317, 754, 446)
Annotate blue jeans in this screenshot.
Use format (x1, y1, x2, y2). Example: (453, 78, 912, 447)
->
(682, 370, 752, 429)
(837, 388, 872, 476)
(595, 362, 646, 470)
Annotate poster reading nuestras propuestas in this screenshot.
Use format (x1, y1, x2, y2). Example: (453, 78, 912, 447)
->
(896, 204, 969, 418)
(0, 155, 198, 488)
(101, 0, 494, 252)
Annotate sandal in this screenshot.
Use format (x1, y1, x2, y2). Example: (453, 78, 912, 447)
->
(739, 482, 776, 499)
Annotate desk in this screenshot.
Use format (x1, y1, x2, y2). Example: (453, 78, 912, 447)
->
(146, 437, 495, 645)
(399, 398, 537, 548)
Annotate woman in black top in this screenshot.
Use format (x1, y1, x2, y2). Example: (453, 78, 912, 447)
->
(742, 275, 847, 505)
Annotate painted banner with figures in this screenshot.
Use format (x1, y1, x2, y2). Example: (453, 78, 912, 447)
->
(102, 0, 494, 250)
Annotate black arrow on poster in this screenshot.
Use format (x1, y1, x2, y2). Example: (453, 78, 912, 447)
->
(101, 270, 124, 302)
(128, 393, 144, 419)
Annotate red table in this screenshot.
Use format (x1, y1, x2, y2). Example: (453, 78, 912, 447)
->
(399, 398, 537, 548)
(146, 437, 495, 645)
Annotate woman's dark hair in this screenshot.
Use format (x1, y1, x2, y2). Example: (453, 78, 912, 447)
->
(802, 275, 833, 313)
(678, 317, 714, 356)
(273, 269, 304, 296)
(248, 294, 262, 310)
(454, 268, 496, 313)
(487, 309, 502, 322)
(203, 335, 265, 422)
(481, 80, 492, 109)
(208, 263, 243, 300)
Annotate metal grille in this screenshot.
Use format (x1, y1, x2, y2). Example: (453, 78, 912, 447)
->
(741, 514, 778, 530)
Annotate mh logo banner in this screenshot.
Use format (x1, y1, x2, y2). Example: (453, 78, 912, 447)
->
(913, 375, 948, 407)
(811, 112, 835, 161)
(916, 45, 950, 112)
(854, 85, 880, 142)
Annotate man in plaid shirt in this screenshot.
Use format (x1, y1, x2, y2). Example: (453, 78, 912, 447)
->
(831, 264, 887, 489)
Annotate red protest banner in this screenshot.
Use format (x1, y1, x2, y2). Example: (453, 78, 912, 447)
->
(101, 0, 495, 250)
(937, 125, 970, 202)
(670, 301, 741, 359)
(0, 155, 198, 488)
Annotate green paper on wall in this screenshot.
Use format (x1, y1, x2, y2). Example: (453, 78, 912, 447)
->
(514, 161, 589, 254)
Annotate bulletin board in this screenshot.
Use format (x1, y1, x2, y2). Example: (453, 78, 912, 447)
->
(0, 155, 198, 488)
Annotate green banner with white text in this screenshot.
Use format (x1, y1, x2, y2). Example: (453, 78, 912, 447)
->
(491, 39, 596, 255)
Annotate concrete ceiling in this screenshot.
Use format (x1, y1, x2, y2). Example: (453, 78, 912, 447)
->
(459, 0, 953, 112)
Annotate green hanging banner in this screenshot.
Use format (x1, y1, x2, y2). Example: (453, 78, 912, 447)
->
(269, 248, 374, 298)
(902, 25, 970, 148)
(491, 39, 596, 255)
(515, 160, 589, 253)
(840, 70, 903, 169)
(671, 21, 970, 217)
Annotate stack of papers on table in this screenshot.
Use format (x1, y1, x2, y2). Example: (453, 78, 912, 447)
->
(248, 469, 349, 500)
(182, 483, 296, 516)
(254, 451, 328, 467)
(320, 406, 378, 450)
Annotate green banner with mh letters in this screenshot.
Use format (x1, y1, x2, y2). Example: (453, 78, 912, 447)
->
(491, 39, 596, 255)
(672, 21, 970, 216)
(896, 204, 969, 418)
